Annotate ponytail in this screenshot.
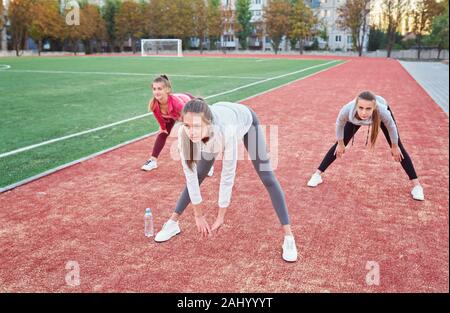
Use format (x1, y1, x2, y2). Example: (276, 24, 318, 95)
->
(370, 108, 381, 147)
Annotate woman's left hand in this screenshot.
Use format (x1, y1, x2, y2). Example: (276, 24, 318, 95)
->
(391, 145, 404, 162)
(211, 217, 224, 233)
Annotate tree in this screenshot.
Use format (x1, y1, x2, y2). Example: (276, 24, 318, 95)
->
(102, 0, 121, 52)
(64, 3, 102, 55)
(207, 0, 222, 50)
(337, 0, 371, 56)
(426, 0, 449, 59)
(411, 0, 442, 59)
(318, 20, 329, 50)
(28, 0, 63, 56)
(115, 0, 145, 53)
(382, 0, 408, 58)
(191, 0, 208, 52)
(236, 0, 252, 49)
(144, 0, 172, 38)
(367, 26, 386, 51)
(264, 0, 291, 54)
(146, 0, 194, 48)
(171, 0, 195, 49)
(90, 5, 107, 53)
(220, 2, 235, 52)
(288, 0, 317, 54)
(0, 0, 5, 31)
(9, 0, 34, 56)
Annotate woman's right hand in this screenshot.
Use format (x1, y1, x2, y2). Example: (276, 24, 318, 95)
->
(195, 215, 212, 238)
(334, 142, 346, 158)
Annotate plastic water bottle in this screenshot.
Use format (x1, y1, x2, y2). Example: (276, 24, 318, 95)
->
(144, 208, 154, 237)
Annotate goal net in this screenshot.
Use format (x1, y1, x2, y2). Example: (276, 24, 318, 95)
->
(141, 39, 183, 57)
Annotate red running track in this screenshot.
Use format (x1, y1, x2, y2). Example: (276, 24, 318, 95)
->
(0, 58, 448, 292)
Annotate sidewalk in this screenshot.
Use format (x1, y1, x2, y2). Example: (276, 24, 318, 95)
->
(400, 61, 449, 115)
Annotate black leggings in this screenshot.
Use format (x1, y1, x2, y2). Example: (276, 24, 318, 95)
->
(174, 108, 291, 225)
(318, 107, 418, 180)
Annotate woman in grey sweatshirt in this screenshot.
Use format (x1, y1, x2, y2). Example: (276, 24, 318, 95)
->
(307, 91, 424, 201)
(154, 98, 298, 262)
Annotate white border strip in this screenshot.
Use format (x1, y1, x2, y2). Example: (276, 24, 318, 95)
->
(0, 60, 338, 159)
(0, 131, 158, 193)
(0, 60, 345, 193)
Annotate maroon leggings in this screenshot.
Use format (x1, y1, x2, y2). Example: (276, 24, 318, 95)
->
(151, 119, 175, 158)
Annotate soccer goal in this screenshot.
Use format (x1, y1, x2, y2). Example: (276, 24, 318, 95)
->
(141, 39, 183, 57)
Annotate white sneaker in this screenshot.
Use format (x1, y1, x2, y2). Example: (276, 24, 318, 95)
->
(411, 185, 425, 201)
(141, 159, 158, 171)
(307, 172, 323, 187)
(154, 219, 181, 242)
(282, 235, 298, 262)
(207, 166, 214, 177)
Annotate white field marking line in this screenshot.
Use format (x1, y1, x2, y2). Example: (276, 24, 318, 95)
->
(0, 113, 153, 158)
(3, 69, 264, 80)
(200, 60, 339, 99)
(238, 60, 348, 103)
(0, 65, 11, 70)
(0, 59, 345, 193)
(0, 60, 338, 159)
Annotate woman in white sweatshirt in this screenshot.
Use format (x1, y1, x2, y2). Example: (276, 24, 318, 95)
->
(307, 91, 424, 201)
(154, 98, 298, 262)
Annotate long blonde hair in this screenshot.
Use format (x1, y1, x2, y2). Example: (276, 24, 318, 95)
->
(356, 91, 380, 147)
(179, 98, 213, 170)
(148, 74, 172, 112)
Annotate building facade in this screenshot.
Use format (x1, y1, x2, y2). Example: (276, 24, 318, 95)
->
(220, 0, 369, 52)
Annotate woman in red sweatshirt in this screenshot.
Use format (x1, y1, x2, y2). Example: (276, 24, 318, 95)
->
(141, 75, 204, 172)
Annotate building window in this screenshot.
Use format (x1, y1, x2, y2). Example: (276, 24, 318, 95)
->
(347, 36, 352, 44)
(335, 35, 342, 42)
(224, 35, 234, 42)
(255, 0, 262, 4)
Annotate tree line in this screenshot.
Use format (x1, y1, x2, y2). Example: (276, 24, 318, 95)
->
(368, 0, 448, 59)
(0, 0, 318, 56)
(0, 0, 448, 58)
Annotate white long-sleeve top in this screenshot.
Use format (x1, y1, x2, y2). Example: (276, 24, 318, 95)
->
(178, 102, 253, 208)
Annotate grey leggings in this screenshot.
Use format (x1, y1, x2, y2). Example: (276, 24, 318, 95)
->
(174, 108, 291, 225)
